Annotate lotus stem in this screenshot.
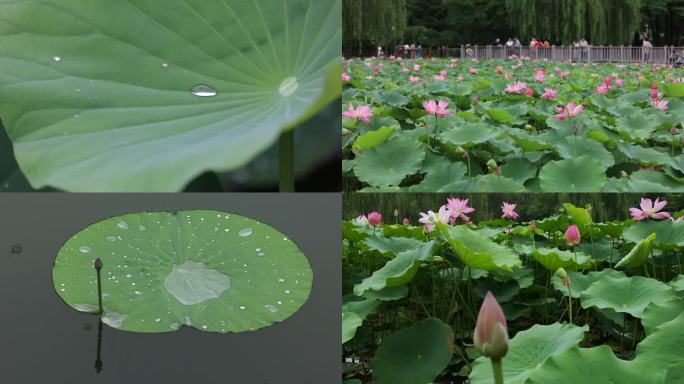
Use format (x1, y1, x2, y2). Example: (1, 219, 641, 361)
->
(94, 258, 103, 315)
(567, 284, 573, 324)
(491, 357, 505, 384)
(279, 129, 295, 192)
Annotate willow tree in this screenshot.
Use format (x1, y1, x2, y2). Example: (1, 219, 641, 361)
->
(505, 0, 642, 45)
(343, 0, 408, 50)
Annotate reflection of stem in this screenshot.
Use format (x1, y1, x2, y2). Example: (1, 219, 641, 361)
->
(279, 130, 295, 192)
(491, 358, 504, 384)
(94, 320, 104, 373)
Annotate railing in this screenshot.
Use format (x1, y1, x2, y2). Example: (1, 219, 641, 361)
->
(461, 45, 684, 65)
(343, 45, 684, 65)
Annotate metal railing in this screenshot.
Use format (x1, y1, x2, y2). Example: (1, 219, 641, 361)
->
(461, 45, 684, 65)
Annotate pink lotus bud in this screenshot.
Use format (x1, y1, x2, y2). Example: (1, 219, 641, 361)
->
(402, 217, 410, 225)
(565, 224, 581, 246)
(94, 257, 103, 271)
(367, 211, 382, 227)
(474, 292, 509, 359)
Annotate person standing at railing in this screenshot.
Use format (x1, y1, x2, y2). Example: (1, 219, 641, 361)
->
(579, 38, 589, 61)
(514, 37, 522, 56)
(643, 38, 653, 63)
(505, 38, 514, 56)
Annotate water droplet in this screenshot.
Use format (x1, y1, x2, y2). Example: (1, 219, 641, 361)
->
(265, 304, 279, 313)
(170, 323, 180, 330)
(278, 77, 299, 97)
(257, 252, 266, 257)
(256, 248, 262, 252)
(126, 274, 132, 278)
(239, 228, 253, 237)
(202, 325, 208, 329)
(285, 290, 291, 294)
(239, 306, 246, 310)
(191, 84, 217, 97)
(53, 56, 62, 62)
(117, 221, 129, 229)
(138, 225, 146, 231)
(134, 290, 143, 296)
(79, 246, 92, 253)
(106, 236, 117, 242)
(155, 318, 161, 323)
(278, 278, 285, 283)
(162, 62, 169, 68)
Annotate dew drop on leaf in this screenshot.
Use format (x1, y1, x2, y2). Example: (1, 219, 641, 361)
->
(191, 84, 217, 97)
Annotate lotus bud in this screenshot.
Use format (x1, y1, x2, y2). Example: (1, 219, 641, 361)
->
(671, 127, 678, 136)
(367, 211, 382, 227)
(529, 220, 537, 231)
(402, 217, 410, 225)
(94, 258, 103, 271)
(342, 128, 351, 136)
(565, 224, 581, 246)
(487, 159, 498, 172)
(555, 267, 571, 286)
(454, 146, 467, 157)
(474, 292, 509, 359)
(524, 124, 533, 131)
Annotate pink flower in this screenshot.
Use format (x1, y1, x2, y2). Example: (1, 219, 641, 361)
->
(342, 103, 373, 123)
(418, 205, 452, 233)
(652, 99, 668, 111)
(367, 211, 382, 227)
(402, 67, 409, 74)
(423, 99, 453, 118)
(615, 77, 624, 87)
(541, 87, 557, 100)
(474, 292, 509, 359)
(505, 81, 528, 94)
(469, 67, 478, 74)
(496, 66, 504, 73)
(409, 76, 421, 83)
(433, 75, 446, 81)
(439, 70, 448, 78)
(501, 202, 519, 220)
(595, 83, 610, 95)
(534, 69, 545, 82)
(446, 198, 475, 223)
(354, 215, 368, 226)
(373, 66, 379, 75)
(525, 87, 534, 97)
(560, 71, 571, 79)
(413, 64, 421, 72)
(565, 224, 581, 246)
(342, 72, 351, 82)
(402, 217, 410, 225)
(504, 73, 512, 80)
(553, 102, 584, 120)
(629, 197, 672, 220)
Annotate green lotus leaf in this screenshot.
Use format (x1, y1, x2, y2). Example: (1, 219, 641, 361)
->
(486, 108, 515, 123)
(555, 136, 615, 168)
(671, 155, 684, 174)
(562, 203, 593, 226)
(641, 297, 684, 335)
(372, 318, 453, 384)
(376, 90, 410, 106)
(439, 225, 521, 272)
(353, 126, 396, 152)
(663, 83, 684, 97)
(618, 143, 671, 166)
(615, 233, 656, 269)
(363, 235, 425, 257)
(500, 158, 537, 183)
(669, 274, 684, 291)
(469, 323, 588, 384)
(580, 275, 675, 317)
(625, 170, 684, 192)
(353, 242, 435, 295)
(623, 220, 684, 248)
(53, 210, 312, 333)
(539, 156, 606, 192)
(342, 296, 380, 320)
(520, 246, 593, 271)
(408, 160, 467, 192)
(354, 133, 426, 187)
(616, 113, 659, 140)
(512, 131, 554, 152)
(476, 174, 527, 192)
(440, 122, 501, 147)
(523, 345, 654, 384)
(0, 0, 341, 192)
(635, 312, 684, 374)
(551, 269, 627, 298)
(665, 363, 684, 384)
(342, 312, 363, 343)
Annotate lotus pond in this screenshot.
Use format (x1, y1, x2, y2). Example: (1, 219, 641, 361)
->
(342, 58, 684, 192)
(342, 194, 684, 383)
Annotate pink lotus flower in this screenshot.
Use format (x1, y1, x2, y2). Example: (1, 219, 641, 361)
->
(565, 224, 581, 246)
(402, 67, 409, 74)
(439, 70, 448, 78)
(413, 64, 421, 72)
(553, 102, 584, 120)
(560, 71, 571, 79)
(433, 75, 446, 81)
(373, 66, 379, 75)
(343, 103, 373, 123)
(446, 198, 475, 223)
(418, 205, 452, 233)
(342, 72, 351, 82)
(354, 215, 368, 226)
(541, 87, 557, 100)
(615, 77, 624, 87)
(496, 66, 504, 73)
(409, 76, 421, 83)
(469, 67, 478, 74)
(402, 217, 410, 225)
(525, 87, 534, 97)
(652, 98, 668, 111)
(629, 197, 672, 220)
(505, 81, 528, 94)
(504, 73, 512, 80)
(595, 83, 610, 95)
(501, 202, 519, 220)
(367, 211, 382, 227)
(535, 69, 545, 82)
(474, 292, 509, 359)
(423, 99, 453, 118)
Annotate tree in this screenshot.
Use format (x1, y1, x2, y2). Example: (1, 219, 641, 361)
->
(343, 0, 407, 51)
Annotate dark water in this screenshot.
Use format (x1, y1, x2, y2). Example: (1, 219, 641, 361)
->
(0, 194, 341, 383)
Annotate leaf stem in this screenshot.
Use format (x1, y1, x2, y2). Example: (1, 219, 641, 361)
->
(279, 130, 295, 192)
(491, 357, 505, 384)
(567, 283, 573, 324)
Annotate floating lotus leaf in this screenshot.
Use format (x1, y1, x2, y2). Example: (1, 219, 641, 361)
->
(470, 323, 588, 384)
(551, 269, 626, 298)
(555, 137, 615, 168)
(372, 318, 453, 384)
(539, 156, 606, 192)
(439, 225, 521, 272)
(0, 0, 341, 192)
(53, 210, 312, 333)
(440, 122, 502, 147)
(354, 133, 426, 187)
(353, 242, 435, 295)
(363, 236, 425, 257)
(562, 203, 593, 226)
(615, 233, 656, 269)
(580, 275, 675, 317)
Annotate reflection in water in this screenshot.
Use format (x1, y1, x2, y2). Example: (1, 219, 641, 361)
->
(7, 244, 22, 257)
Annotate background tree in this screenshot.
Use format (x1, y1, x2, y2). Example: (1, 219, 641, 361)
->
(343, 0, 407, 53)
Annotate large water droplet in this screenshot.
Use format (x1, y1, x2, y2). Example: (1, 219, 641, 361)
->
(105, 236, 117, 242)
(265, 304, 279, 313)
(79, 246, 92, 253)
(117, 221, 129, 229)
(239, 228, 253, 237)
(191, 84, 217, 97)
(279, 77, 299, 97)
